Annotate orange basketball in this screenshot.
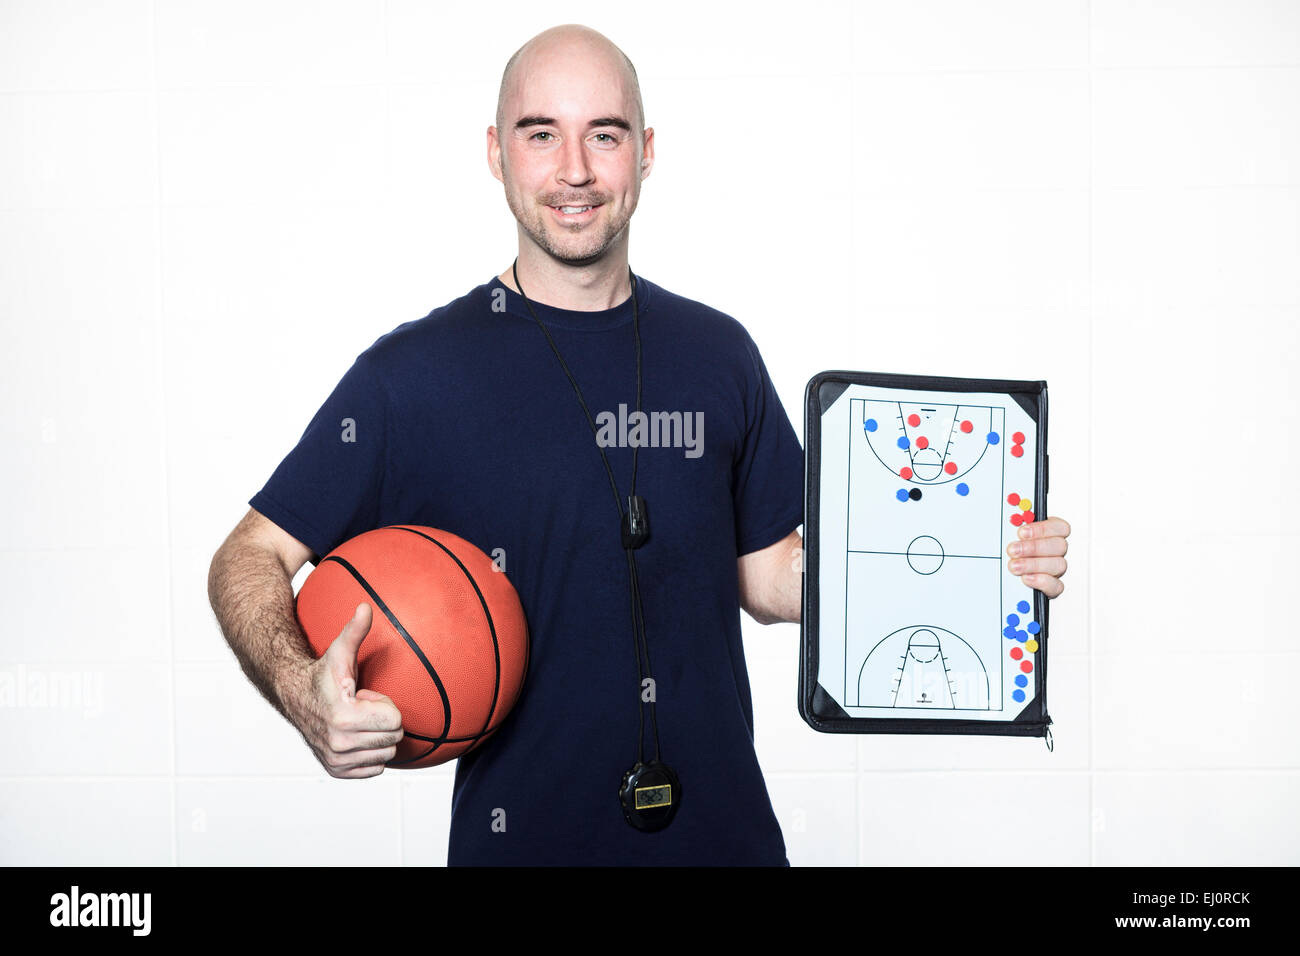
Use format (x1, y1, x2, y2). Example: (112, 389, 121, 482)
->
(295, 525, 529, 768)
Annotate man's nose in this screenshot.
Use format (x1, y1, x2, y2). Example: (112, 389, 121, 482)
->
(556, 136, 594, 186)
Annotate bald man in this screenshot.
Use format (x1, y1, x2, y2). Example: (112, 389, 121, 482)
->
(208, 24, 1071, 866)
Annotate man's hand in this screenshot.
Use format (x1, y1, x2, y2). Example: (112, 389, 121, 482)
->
(1006, 516, 1072, 598)
(286, 602, 405, 779)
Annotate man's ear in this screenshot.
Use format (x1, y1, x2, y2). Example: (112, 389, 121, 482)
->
(487, 125, 505, 183)
(639, 126, 655, 180)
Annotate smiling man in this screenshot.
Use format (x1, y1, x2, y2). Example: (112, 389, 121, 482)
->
(208, 24, 1071, 867)
(492, 26, 646, 285)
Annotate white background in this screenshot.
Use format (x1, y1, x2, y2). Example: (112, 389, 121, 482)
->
(1, 0, 1296, 866)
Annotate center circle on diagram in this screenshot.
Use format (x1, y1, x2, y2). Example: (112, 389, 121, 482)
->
(906, 535, 944, 575)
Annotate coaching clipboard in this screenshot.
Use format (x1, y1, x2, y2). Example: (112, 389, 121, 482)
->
(799, 370, 1053, 745)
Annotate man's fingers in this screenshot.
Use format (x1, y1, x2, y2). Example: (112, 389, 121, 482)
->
(1008, 516, 1072, 601)
(1008, 555, 1068, 578)
(325, 726, 404, 755)
(1007, 535, 1068, 558)
(1017, 516, 1071, 541)
(1020, 572, 1065, 598)
(322, 693, 402, 760)
(352, 695, 403, 732)
(336, 764, 386, 779)
(323, 743, 399, 776)
(330, 696, 403, 737)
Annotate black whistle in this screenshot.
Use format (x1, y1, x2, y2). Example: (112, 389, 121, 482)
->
(621, 495, 650, 550)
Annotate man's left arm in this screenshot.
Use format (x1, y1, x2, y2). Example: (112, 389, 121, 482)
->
(737, 528, 804, 625)
(739, 519, 1074, 625)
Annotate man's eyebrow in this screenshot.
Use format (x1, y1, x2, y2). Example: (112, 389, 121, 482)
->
(587, 116, 631, 131)
(514, 115, 631, 132)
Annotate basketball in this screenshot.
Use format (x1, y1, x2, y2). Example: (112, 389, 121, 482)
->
(295, 525, 529, 769)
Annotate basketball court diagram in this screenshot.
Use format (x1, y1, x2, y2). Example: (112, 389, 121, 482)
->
(813, 385, 1042, 722)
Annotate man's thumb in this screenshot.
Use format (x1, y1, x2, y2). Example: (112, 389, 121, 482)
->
(325, 602, 373, 688)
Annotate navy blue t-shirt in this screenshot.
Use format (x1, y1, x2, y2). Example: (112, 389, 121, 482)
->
(249, 274, 805, 865)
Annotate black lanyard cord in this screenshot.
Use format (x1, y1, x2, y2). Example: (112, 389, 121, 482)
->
(511, 260, 639, 515)
(628, 548, 662, 763)
(510, 259, 662, 766)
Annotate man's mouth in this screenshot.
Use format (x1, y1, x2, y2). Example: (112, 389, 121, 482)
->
(548, 203, 601, 221)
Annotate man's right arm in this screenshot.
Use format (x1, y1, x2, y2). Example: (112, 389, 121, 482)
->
(207, 507, 403, 779)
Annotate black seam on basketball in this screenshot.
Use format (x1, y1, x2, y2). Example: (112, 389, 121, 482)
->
(389, 527, 504, 748)
(387, 727, 498, 768)
(402, 728, 483, 744)
(320, 554, 454, 751)
(388, 743, 437, 767)
(389, 526, 502, 745)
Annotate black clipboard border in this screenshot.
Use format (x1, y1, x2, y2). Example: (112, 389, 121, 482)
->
(799, 370, 1053, 740)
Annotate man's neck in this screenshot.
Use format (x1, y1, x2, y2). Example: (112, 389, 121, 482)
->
(498, 247, 632, 311)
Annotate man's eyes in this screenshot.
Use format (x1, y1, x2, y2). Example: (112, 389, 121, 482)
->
(528, 131, 619, 144)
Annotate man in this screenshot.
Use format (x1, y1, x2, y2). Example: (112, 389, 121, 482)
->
(208, 24, 1071, 866)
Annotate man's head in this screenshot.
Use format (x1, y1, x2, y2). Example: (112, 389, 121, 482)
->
(489, 25, 653, 267)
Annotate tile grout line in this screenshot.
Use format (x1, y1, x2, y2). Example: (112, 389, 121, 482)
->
(148, 0, 180, 869)
(10, 60, 1300, 97)
(384, 0, 405, 868)
(1086, 0, 1097, 869)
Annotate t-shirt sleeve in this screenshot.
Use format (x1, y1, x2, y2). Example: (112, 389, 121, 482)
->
(248, 352, 389, 562)
(731, 327, 805, 556)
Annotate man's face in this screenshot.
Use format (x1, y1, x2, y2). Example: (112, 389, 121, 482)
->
(490, 45, 652, 266)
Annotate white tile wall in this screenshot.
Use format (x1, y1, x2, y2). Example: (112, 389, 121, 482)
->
(1093, 533, 1300, 655)
(1094, 772, 1300, 865)
(1091, 0, 1300, 68)
(0, 779, 172, 865)
(157, 87, 387, 206)
(172, 659, 324, 777)
(750, 653, 859, 773)
(1, 1, 1296, 866)
(0, 92, 157, 208)
(766, 773, 859, 866)
(1092, 189, 1300, 309)
(1092, 654, 1299, 770)
(174, 774, 401, 865)
(154, 0, 387, 89)
(0, 549, 171, 661)
(852, 1, 1090, 73)
(854, 188, 1091, 312)
(1092, 67, 1300, 187)
(0, 1, 155, 92)
(859, 771, 1091, 865)
(400, 771, 456, 866)
(0, 659, 172, 776)
(853, 71, 1090, 188)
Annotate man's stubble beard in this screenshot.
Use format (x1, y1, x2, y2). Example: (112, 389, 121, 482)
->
(503, 176, 635, 266)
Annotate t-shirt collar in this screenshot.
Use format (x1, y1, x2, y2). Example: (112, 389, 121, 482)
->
(486, 275, 645, 332)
